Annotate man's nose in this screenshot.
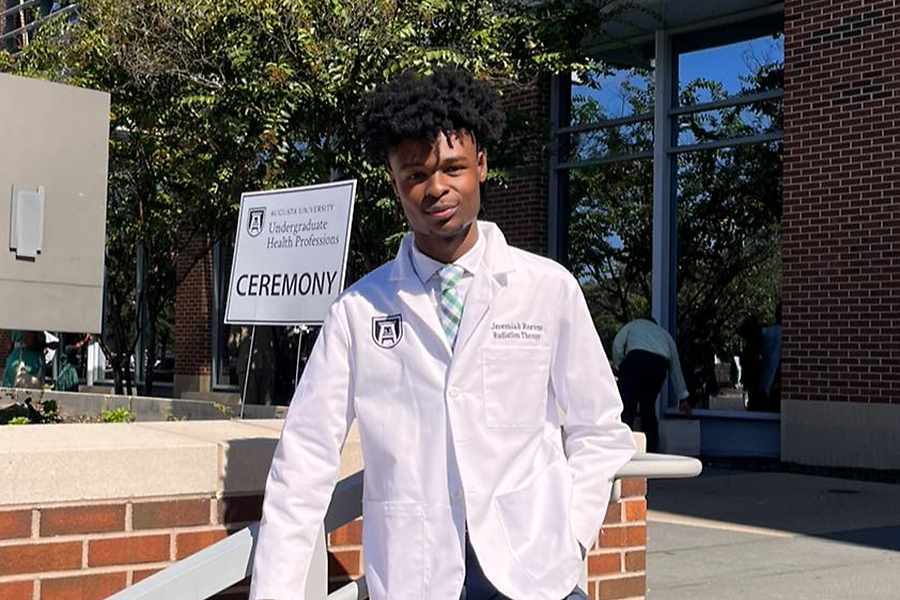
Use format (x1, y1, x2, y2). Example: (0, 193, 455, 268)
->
(425, 172, 449, 200)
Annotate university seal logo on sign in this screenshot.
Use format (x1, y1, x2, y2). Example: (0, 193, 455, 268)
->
(372, 314, 403, 349)
(247, 207, 266, 237)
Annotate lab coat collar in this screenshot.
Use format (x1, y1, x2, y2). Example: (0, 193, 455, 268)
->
(389, 221, 515, 282)
(389, 221, 515, 358)
(408, 229, 486, 283)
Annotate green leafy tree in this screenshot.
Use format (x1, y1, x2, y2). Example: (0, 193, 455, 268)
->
(3, 0, 634, 394)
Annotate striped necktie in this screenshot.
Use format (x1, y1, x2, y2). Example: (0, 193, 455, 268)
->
(437, 264, 465, 349)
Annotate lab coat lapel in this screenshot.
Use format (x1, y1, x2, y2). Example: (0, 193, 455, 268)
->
(390, 234, 452, 360)
(454, 222, 515, 357)
(397, 279, 452, 359)
(454, 268, 498, 357)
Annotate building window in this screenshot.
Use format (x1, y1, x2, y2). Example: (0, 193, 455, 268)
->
(672, 31, 783, 413)
(551, 20, 783, 418)
(552, 53, 655, 350)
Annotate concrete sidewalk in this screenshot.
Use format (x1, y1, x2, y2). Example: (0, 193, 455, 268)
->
(646, 467, 900, 599)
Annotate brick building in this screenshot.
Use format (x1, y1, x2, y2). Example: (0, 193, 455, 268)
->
(780, 0, 900, 468)
(4, 0, 897, 471)
(160, 0, 900, 470)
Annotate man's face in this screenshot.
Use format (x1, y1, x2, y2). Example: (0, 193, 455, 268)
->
(387, 130, 487, 256)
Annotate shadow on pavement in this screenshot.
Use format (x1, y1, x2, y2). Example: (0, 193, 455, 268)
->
(648, 464, 900, 553)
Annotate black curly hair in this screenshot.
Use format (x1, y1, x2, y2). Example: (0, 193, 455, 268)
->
(359, 67, 505, 164)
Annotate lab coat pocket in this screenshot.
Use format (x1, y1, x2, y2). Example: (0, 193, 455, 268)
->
(495, 460, 579, 582)
(482, 346, 550, 429)
(362, 501, 425, 600)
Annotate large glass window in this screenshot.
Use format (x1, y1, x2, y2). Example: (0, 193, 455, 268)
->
(568, 160, 653, 349)
(552, 26, 783, 419)
(555, 57, 655, 351)
(673, 32, 784, 413)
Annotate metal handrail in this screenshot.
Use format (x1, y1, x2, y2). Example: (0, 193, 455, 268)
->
(618, 451, 703, 479)
(0, 0, 42, 21)
(0, 3, 77, 46)
(104, 452, 701, 600)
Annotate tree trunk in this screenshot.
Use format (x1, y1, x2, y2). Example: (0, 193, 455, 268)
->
(99, 339, 126, 396)
(112, 358, 124, 395)
(144, 316, 157, 397)
(125, 358, 133, 396)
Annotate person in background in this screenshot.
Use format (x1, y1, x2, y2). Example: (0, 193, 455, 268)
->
(758, 303, 782, 412)
(737, 314, 765, 411)
(3, 331, 50, 389)
(612, 316, 691, 453)
(54, 333, 93, 392)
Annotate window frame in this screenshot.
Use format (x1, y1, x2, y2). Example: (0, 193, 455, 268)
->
(549, 8, 785, 423)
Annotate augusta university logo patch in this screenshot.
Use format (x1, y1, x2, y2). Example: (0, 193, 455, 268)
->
(247, 207, 266, 237)
(372, 314, 403, 349)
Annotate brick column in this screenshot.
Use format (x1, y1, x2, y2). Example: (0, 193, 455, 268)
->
(482, 77, 551, 255)
(174, 235, 214, 398)
(586, 478, 648, 599)
(781, 0, 900, 468)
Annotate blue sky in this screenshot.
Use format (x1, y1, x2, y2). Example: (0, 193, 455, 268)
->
(574, 34, 783, 118)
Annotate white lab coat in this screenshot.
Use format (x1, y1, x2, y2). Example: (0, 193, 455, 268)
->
(250, 222, 636, 600)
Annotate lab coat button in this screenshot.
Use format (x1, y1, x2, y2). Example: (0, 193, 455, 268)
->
(449, 387, 460, 398)
(452, 489, 464, 500)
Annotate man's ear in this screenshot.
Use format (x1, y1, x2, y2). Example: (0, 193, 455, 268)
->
(386, 163, 400, 195)
(477, 148, 488, 183)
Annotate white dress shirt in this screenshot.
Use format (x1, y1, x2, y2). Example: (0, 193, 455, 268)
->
(408, 229, 486, 318)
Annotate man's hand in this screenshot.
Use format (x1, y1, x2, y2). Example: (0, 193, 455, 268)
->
(678, 398, 693, 416)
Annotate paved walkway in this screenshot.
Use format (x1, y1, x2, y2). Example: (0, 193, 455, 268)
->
(646, 467, 900, 599)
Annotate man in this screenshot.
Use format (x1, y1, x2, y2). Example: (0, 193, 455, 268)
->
(612, 317, 691, 453)
(250, 68, 636, 600)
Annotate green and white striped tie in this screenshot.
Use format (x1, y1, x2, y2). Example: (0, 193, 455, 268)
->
(437, 265, 465, 349)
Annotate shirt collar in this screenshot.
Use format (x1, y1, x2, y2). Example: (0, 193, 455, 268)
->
(409, 227, 485, 284)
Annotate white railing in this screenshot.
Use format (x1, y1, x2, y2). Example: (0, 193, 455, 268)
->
(105, 453, 701, 600)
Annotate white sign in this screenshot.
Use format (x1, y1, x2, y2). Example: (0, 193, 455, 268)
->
(225, 180, 356, 325)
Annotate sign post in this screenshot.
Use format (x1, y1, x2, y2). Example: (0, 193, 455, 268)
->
(225, 181, 356, 413)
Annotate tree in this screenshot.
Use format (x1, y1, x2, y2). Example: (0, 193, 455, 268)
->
(2, 0, 634, 393)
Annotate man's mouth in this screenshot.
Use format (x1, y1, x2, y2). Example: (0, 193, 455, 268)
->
(425, 204, 458, 220)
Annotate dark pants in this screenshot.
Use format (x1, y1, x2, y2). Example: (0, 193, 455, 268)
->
(618, 349, 669, 453)
(461, 535, 589, 600)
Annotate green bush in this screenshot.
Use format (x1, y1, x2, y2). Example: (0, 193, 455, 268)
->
(100, 407, 136, 423)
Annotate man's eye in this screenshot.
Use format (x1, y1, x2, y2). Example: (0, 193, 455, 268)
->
(408, 172, 425, 181)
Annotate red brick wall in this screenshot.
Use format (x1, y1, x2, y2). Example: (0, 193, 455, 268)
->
(586, 478, 647, 600)
(0, 483, 647, 600)
(0, 494, 261, 600)
(482, 77, 551, 255)
(782, 0, 900, 404)
(174, 236, 213, 381)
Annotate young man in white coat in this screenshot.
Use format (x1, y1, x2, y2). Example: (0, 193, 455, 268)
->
(250, 68, 636, 600)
